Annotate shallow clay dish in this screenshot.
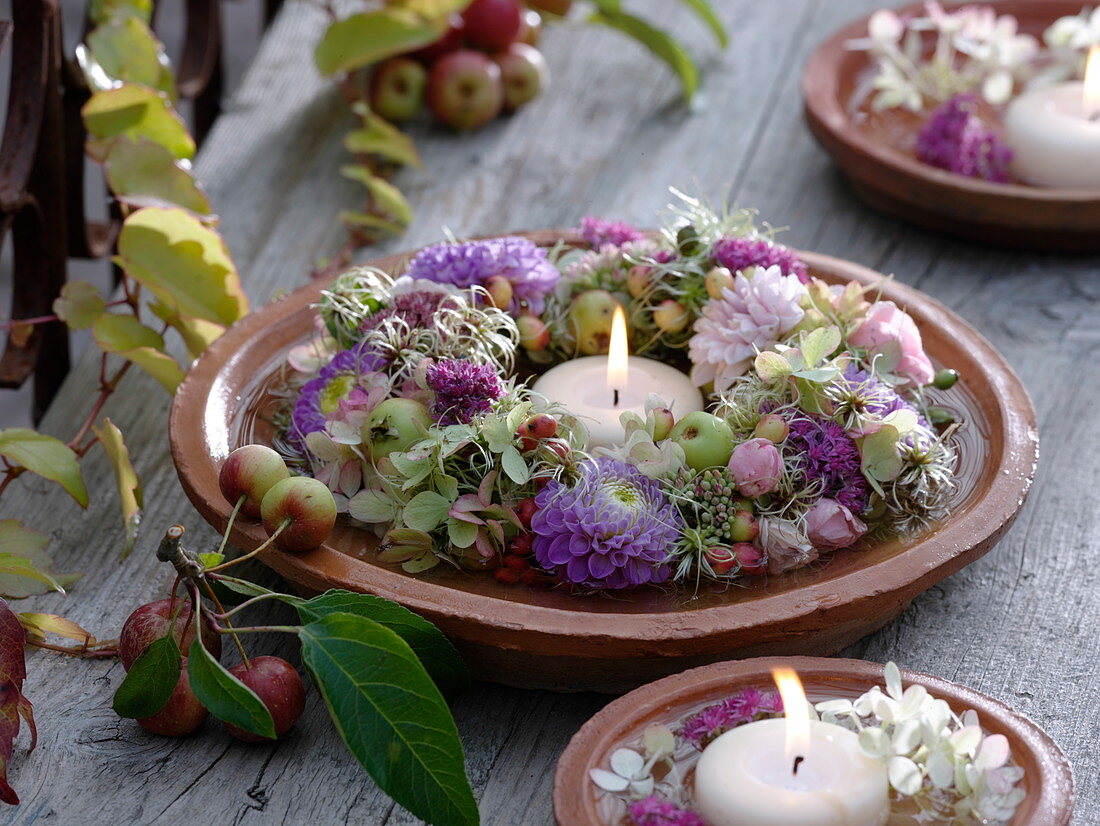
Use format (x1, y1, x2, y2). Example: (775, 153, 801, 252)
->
(803, 1, 1100, 251)
(170, 232, 1037, 693)
(554, 656, 1073, 825)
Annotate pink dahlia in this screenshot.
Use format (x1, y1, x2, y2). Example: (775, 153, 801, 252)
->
(688, 265, 807, 392)
(712, 237, 809, 283)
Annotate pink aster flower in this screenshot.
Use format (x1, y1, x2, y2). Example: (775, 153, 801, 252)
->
(688, 265, 807, 392)
(580, 216, 646, 249)
(627, 797, 705, 826)
(915, 94, 1012, 182)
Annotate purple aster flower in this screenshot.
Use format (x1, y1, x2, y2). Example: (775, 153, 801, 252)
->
(291, 341, 387, 440)
(915, 94, 1013, 182)
(680, 687, 784, 749)
(783, 412, 870, 513)
(361, 289, 447, 334)
(628, 797, 706, 826)
(580, 216, 646, 249)
(404, 237, 560, 314)
(712, 237, 809, 283)
(425, 359, 504, 425)
(531, 458, 680, 590)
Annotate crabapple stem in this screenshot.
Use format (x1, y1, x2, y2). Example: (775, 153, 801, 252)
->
(205, 518, 291, 574)
(209, 592, 288, 620)
(215, 495, 246, 559)
(158, 525, 203, 580)
(199, 577, 250, 669)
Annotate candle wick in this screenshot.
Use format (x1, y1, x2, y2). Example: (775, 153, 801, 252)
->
(613, 388, 620, 407)
(792, 755, 805, 776)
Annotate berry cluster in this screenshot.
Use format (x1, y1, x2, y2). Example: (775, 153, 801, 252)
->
(370, 0, 560, 131)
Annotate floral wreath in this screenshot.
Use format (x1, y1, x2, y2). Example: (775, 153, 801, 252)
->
(270, 192, 960, 592)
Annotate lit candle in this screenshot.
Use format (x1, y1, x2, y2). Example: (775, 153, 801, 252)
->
(1003, 45, 1100, 188)
(694, 669, 889, 826)
(530, 306, 703, 448)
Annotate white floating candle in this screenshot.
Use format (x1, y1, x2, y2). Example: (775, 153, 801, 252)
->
(530, 306, 702, 448)
(694, 669, 889, 826)
(1003, 45, 1100, 188)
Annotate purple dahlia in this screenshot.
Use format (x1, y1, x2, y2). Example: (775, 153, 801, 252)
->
(425, 359, 503, 425)
(712, 237, 809, 283)
(783, 412, 870, 514)
(291, 342, 386, 440)
(915, 94, 1012, 182)
(404, 237, 560, 314)
(531, 458, 680, 590)
(579, 216, 646, 249)
(627, 797, 706, 826)
(680, 687, 784, 749)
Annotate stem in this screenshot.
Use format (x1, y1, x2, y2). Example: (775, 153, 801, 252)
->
(210, 591, 291, 620)
(215, 495, 246, 559)
(208, 624, 300, 636)
(199, 578, 250, 669)
(205, 519, 290, 574)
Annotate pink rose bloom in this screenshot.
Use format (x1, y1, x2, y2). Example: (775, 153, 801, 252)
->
(848, 301, 935, 388)
(806, 498, 868, 551)
(728, 437, 783, 498)
(759, 517, 817, 575)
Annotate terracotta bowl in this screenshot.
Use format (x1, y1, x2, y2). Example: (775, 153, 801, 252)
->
(802, 1, 1100, 251)
(553, 656, 1074, 825)
(170, 231, 1038, 693)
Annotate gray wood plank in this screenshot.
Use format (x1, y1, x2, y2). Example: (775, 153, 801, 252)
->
(1, 0, 1094, 822)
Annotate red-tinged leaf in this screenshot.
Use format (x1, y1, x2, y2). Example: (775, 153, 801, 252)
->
(0, 600, 33, 806)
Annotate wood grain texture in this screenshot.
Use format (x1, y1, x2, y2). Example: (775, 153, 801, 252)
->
(0, 0, 1093, 823)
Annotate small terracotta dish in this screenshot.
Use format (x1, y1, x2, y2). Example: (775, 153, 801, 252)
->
(803, 1, 1100, 251)
(553, 656, 1073, 826)
(170, 232, 1037, 693)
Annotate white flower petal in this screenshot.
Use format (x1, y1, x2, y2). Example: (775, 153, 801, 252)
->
(609, 748, 644, 779)
(589, 768, 630, 792)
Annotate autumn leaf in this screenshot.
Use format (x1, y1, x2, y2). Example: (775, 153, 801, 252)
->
(92, 419, 143, 558)
(0, 520, 81, 599)
(0, 600, 35, 805)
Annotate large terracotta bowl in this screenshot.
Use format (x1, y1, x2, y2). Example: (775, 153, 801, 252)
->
(553, 657, 1074, 825)
(170, 231, 1037, 693)
(803, 1, 1100, 251)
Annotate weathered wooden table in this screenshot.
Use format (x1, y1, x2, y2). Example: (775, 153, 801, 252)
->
(4, 1, 1095, 823)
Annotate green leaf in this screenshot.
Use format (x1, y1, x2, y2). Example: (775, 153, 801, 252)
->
(861, 424, 903, 482)
(115, 207, 248, 325)
(403, 491, 453, 532)
(500, 445, 528, 484)
(187, 638, 276, 739)
(0, 429, 88, 507)
(89, 0, 153, 25)
(210, 576, 279, 600)
(340, 165, 413, 225)
(315, 9, 446, 75)
(104, 137, 211, 214)
(113, 634, 181, 719)
(52, 281, 106, 330)
(348, 490, 400, 524)
(81, 18, 176, 99)
(83, 84, 194, 161)
(298, 613, 477, 826)
(447, 519, 478, 549)
(147, 301, 225, 360)
(588, 9, 698, 102)
(0, 521, 80, 598)
(800, 326, 842, 368)
(92, 418, 143, 558)
(92, 313, 184, 393)
(344, 107, 422, 167)
(673, 0, 728, 47)
(297, 591, 470, 696)
(754, 350, 793, 383)
(339, 211, 407, 237)
(198, 552, 224, 568)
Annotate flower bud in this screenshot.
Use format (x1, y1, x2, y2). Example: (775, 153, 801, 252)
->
(805, 498, 867, 551)
(727, 437, 782, 498)
(732, 542, 766, 576)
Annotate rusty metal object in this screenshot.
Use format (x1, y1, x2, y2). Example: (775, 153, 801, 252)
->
(0, 0, 71, 421)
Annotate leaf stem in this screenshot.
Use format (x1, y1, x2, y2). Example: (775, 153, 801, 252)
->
(205, 519, 290, 574)
(209, 591, 291, 620)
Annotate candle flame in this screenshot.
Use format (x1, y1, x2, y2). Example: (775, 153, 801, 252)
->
(1086, 45, 1100, 121)
(607, 305, 629, 398)
(773, 668, 810, 772)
